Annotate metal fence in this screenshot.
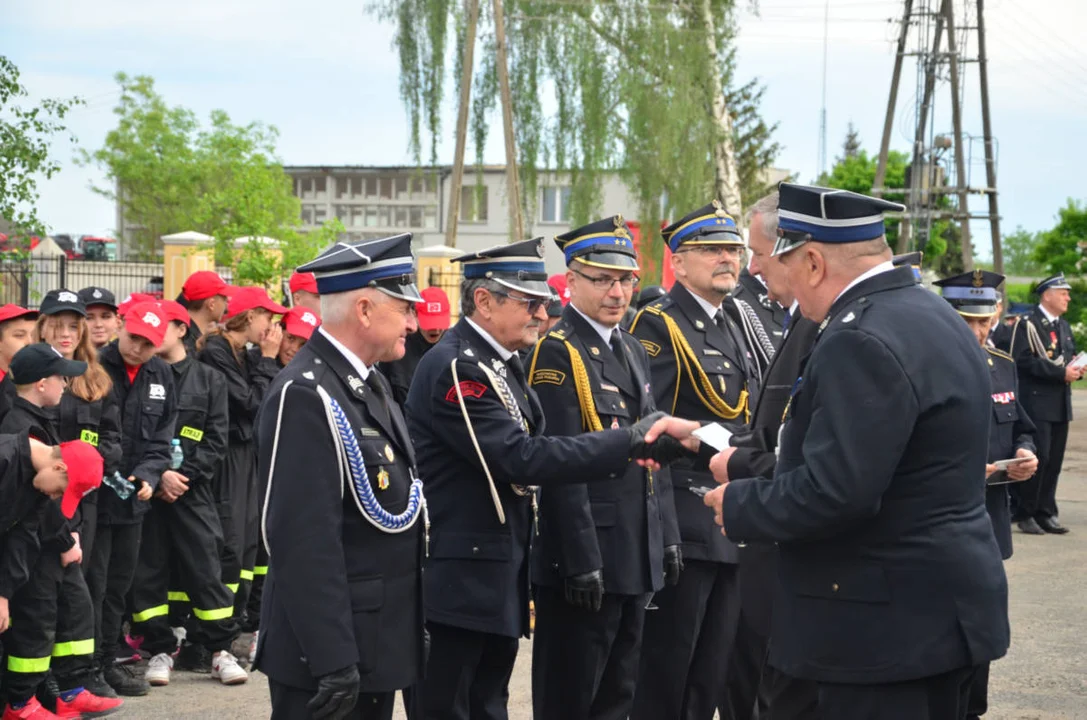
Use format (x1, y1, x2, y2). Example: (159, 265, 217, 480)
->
(426, 266, 464, 321)
(0, 256, 169, 308)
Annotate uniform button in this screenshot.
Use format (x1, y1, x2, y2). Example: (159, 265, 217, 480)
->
(831, 583, 840, 592)
(472, 546, 480, 555)
(610, 473, 617, 479)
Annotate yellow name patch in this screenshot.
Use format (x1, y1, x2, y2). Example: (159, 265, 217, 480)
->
(531, 369, 567, 386)
(639, 340, 662, 357)
(179, 426, 204, 442)
(79, 429, 99, 447)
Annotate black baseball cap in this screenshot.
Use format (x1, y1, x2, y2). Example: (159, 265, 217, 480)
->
(78, 287, 118, 311)
(40, 289, 87, 317)
(10, 343, 88, 385)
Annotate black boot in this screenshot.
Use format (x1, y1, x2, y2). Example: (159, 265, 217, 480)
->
(83, 666, 120, 700)
(175, 642, 213, 674)
(103, 664, 150, 697)
(35, 671, 61, 713)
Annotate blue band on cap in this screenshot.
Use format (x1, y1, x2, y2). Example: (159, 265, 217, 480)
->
(315, 261, 415, 294)
(779, 216, 886, 243)
(942, 286, 997, 301)
(563, 236, 634, 264)
(669, 216, 740, 252)
(463, 261, 546, 279)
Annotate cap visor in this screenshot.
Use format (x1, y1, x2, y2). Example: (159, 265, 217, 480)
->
(378, 282, 425, 303)
(954, 305, 998, 317)
(574, 252, 640, 272)
(260, 299, 289, 315)
(85, 302, 118, 311)
(771, 235, 807, 257)
(417, 314, 450, 331)
(284, 320, 317, 340)
(43, 305, 87, 317)
(59, 359, 88, 377)
(683, 231, 745, 246)
(494, 278, 551, 298)
(59, 488, 80, 519)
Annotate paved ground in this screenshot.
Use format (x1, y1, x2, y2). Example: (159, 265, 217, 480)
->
(120, 394, 1087, 719)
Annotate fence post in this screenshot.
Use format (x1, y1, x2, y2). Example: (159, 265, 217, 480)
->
(19, 260, 29, 308)
(58, 255, 68, 289)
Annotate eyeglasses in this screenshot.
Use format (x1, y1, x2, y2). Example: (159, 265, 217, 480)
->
(572, 268, 640, 291)
(492, 290, 548, 313)
(677, 245, 743, 258)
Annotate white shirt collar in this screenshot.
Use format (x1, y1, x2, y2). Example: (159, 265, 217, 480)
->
(1039, 305, 1059, 323)
(465, 317, 514, 361)
(318, 327, 370, 380)
(789, 299, 800, 316)
(688, 290, 723, 323)
(570, 304, 618, 346)
(834, 260, 895, 305)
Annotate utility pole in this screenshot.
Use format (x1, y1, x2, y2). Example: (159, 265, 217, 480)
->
(492, 0, 525, 241)
(444, 0, 482, 248)
(943, 0, 973, 269)
(976, 0, 1003, 273)
(902, 8, 945, 253)
(873, 0, 914, 195)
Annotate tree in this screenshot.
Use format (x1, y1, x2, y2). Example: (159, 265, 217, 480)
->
(1034, 199, 1087, 277)
(78, 74, 306, 282)
(0, 56, 83, 234)
(1001, 227, 1043, 276)
(840, 122, 861, 161)
(371, 0, 781, 283)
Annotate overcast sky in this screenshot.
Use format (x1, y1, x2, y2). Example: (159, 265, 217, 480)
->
(3, 0, 1084, 259)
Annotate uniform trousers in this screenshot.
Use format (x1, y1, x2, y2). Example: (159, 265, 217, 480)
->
(531, 586, 648, 720)
(722, 542, 777, 720)
(2, 555, 96, 702)
(420, 622, 519, 720)
(129, 485, 238, 655)
(85, 520, 142, 667)
(966, 662, 990, 720)
(269, 678, 395, 720)
(815, 665, 978, 720)
(214, 442, 259, 622)
(1012, 418, 1068, 520)
(631, 560, 741, 720)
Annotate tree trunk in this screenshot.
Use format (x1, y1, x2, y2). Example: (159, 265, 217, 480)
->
(700, 0, 742, 219)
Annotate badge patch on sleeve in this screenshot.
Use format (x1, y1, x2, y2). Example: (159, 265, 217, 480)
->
(639, 340, 661, 357)
(531, 369, 566, 386)
(446, 381, 489, 402)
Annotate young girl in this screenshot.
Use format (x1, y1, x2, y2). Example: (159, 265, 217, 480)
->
(197, 287, 284, 650)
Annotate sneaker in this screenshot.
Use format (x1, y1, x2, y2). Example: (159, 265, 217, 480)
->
(249, 631, 259, 664)
(171, 626, 187, 654)
(146, 653, 173, 687)
(211, 651, 249, 685)
(2, 697, 62, 719)
(175, 642, 213, 674)
(55, 689, 123, 718)
(102, 664, 149, 697)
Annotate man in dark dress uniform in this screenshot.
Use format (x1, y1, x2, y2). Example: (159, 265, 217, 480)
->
(379, 287, 451, 408)
(629, 201, 757, 720)
(255, 234, 429, 720)
(729, 266, 786, 377)
(405, 238, 694, 720)
(1007, 272, 1081, 534)
(528, 218, 681, 720)
(935, 269, 1038, 720)
(705, 183, 1010, 720)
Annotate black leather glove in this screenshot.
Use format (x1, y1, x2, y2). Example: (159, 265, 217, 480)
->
(627, 411, 666, 459)
(627, 411, 693, 464)
(307, 664, 360, 720)
(564, 569, 605, 612)
(663, 544, 683, 586)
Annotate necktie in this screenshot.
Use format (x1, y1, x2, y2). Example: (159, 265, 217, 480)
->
(366, 372, 393, 432)
(782, 310, 792, 334)
(713, 308, 728, 334)
(506, 353, 527, 389)
(610, 329, 631, 377)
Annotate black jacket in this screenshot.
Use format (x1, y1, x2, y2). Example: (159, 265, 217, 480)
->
(169, 356, 229, 486)
(0, 373, 15, 424)
(99, 341, 178, 524)
(985, 347, 1036, 559)
(721, 267, 1009, 684)
(529, 308, 678, 595)
(0, 432, 45, 599)
(1010, 307, 1076, 423)
(378, 331, 437, 408)
(255, 331, 425, 692)
(198, 334, 279, 444)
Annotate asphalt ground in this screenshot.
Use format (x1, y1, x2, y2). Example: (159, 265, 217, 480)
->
(118, 393, 1087, 719)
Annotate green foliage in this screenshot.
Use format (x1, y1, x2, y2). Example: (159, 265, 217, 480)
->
(1001, 227, 1044, 276)
(1034, 198, 1087, 277)
(0, 56, 83, 234)
(78, 73, 304, 284)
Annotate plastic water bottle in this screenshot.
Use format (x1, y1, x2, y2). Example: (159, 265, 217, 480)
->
(170, 439, 184, 470)
(102, 472, 135, 500)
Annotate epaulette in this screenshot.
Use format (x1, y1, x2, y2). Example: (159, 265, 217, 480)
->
(985, 346, 1014, 362)
(458, 343, 482, 361)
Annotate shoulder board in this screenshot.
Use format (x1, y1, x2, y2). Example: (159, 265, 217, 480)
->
(458, 343, 482, 360)
(828, 296, 874, 329)
(985, 346, 1014, 362)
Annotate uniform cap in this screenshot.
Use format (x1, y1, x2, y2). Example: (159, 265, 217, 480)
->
(40, 289, 87, 317)
(225, 287, 288, 320)
(934, 269, 1005, 317)
(892, 251, 924, 284)
(59, 440, 104, 519)
(298, 233, 423, 303)
(545, 288, 564, 318)
(661, 200, 744, 252)
(289, 271, 319, 295)
(282, 306, 321, 340)
(1034, 272, 1072, 295)
(416, 287, 451, 331)
(123, 302, 168, 347)
(554, 216, 638, 271)
(157, 300, 191, 326)
(0, 304, 38, 324)
(454, 238, 551, 298)
(9, 343, 88, 385)
(182, 271, 234, 302)
(773, 183, 905, 257)
(78, 287, 117, 311)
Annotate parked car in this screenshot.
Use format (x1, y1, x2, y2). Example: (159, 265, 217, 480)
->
(79, 235, 118, 262)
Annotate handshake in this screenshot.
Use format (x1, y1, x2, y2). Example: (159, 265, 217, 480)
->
(625, 411, 702, 467)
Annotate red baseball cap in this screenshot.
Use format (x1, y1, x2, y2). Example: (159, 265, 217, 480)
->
(548, 274, 570, 306)
(59, 440, 104, 519)
(282, 306, 320, 340)
(416, 287, 451, 331)
(0, 304, 39, 324)
(182, 271, 234, 302)
(117, 293, 157, 317)
(225, 287, 288, 320)
(157, 300, 191, 326)
(123, 302, 167, 347)
(289, 271, 318, 295)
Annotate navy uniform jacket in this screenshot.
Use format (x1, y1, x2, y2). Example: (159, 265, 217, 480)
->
(254, 330, 425, 693)
(528, 308, 678, 595)
(378, 331, 435, 408)
(630, 281, 756, 564)
(721, 267, 1010, 684)
(990, 321, 1014, 352)
(729, 268, 786, 363)
(1010, 307, 1076, 423)
(405, 319, 638, 639)
(985, 347, 1036, 559)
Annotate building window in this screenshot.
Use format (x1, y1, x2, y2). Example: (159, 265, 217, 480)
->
(540, 186, 571, 223)
(314, 206, 328, 225)
(335, 204, 350, 222)
(335, 178, 350, 199)
(366, 177, 379, 198)
(313, 177, 327, 199)
(301, 205, 314, 225)
(460, 185, 488, 223)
